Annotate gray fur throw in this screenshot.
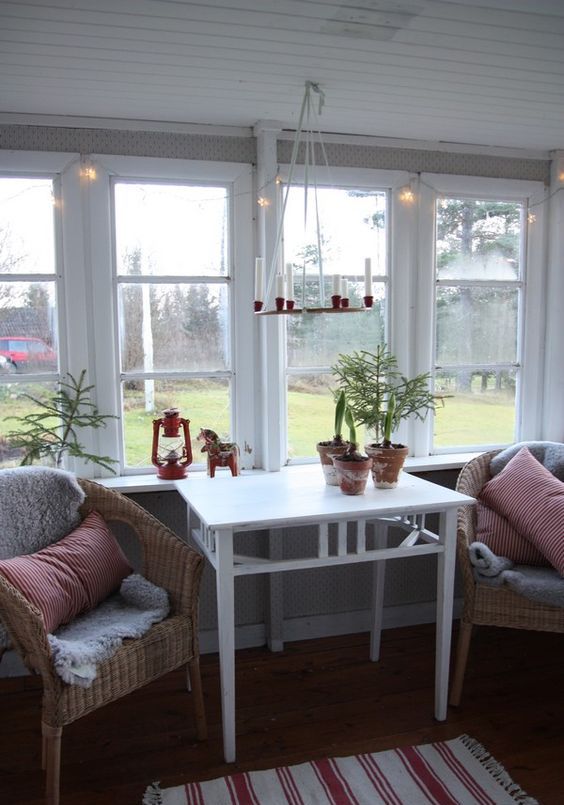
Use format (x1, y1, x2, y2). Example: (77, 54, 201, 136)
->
(490, 441, 564, 481)
(48, 573, 170, 687)
(0, 467, 85, 650)
(469, 542, 564, 608)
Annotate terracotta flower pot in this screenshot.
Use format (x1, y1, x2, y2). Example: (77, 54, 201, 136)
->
(332, 455, 373, 495)
(316, 441, 350, 486)
(365, 444, 409, 488)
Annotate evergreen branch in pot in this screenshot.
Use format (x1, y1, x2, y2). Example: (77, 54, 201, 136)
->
(332, 346, 438, 487)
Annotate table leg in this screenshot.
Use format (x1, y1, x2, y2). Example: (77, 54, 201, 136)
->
(215, 527, 237, 762)
(266, 529, 284, 652)
(435, 507, 457, 721)
(370, 520, 388, 662)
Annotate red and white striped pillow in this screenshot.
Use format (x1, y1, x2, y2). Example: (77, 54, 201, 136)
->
(479, 447, 564, 576)
(0, 510, 132, 633)
(475, 502, 549, 567)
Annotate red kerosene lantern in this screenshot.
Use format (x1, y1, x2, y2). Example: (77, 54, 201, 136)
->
(152, 407, 193, 480)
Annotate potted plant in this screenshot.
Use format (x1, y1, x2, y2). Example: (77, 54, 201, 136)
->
(316, 390, 351, 486)
(332, 405, 372, 495)
(4, 370, 117, 472)
(332, 346, 436, 488)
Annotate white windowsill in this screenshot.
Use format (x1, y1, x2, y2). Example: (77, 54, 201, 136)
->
(96, 452, 481, 493)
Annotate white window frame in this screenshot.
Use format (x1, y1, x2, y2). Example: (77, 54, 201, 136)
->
(84, 155, 255, 476)
(416, 174, 547, 455)
(275, 165, 423, 463)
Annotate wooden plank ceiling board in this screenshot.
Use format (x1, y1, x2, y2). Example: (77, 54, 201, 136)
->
(0, 0, 563, 150)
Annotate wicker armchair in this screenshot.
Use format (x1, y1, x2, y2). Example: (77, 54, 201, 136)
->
(450, 450, 564, 707)
(0, 479, 206, 805)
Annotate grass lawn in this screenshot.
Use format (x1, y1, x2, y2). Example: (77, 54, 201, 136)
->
(1, 384, 515, 467)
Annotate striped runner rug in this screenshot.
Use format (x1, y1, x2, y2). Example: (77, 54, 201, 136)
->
(143, 735, 537, 804)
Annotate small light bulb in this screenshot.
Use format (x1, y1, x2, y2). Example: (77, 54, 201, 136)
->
(80, 166, 97, 180)
(275, 175, 282, 185)
(527, 212, 536, 224)
(257, 196, 270, 207)
(399, 187, 415, 203)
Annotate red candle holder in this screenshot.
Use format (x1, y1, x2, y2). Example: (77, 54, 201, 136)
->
(275, 297, 285, 311)
(331, 294, 341, 309)
(363, 295, 374, 308)
(286, 299, 295, 310)
(340, 297, 350, 308)
(254, 300, 263, 312)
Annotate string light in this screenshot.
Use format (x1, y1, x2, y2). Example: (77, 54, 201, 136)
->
(80, 165, 97, 180)
(527, 212, 537, 224)
(399, 186, 415, 204)
(274, 174, 282, 185)
(257, 196, 270, 207)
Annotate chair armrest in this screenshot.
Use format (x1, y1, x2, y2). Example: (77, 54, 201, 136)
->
(78, 479, 204, 616)
(0, 575, 53, 678)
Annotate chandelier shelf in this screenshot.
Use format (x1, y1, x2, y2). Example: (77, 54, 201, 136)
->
(253, 81, 375, 316)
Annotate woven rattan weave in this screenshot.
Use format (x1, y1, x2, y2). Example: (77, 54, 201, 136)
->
(0, 479, 206, 805)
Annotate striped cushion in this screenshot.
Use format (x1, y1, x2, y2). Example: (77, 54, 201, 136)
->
(0, 511, 132, 633)
(480, 446, 564, 576)
(475, 502, 550, 566)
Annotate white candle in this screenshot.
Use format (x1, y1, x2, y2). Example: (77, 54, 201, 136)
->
(341, 278, 348, 299)
(275, 274, 285, 298)
(364, 257, 372, 296)
(255, 258, 264, 301)
(285, 262, 294, 301)
(333, 273, 341, 295)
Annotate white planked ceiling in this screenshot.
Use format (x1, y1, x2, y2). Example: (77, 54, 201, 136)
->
(0, 0, 563, 151)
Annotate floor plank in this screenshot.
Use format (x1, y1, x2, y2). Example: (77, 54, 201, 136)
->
(1, 623, 563, 804)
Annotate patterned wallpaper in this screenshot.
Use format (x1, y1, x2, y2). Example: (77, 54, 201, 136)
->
(277, 140, 550, 183)
(0, 123, 551, 182)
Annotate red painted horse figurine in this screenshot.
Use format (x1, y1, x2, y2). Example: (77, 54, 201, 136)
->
(198, 428, 240, 478)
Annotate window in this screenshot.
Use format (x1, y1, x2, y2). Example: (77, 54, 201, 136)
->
(88, 156, 254, 475)
(418, 174, 546, 455)
(113, 180, 233, 469)
(433, 197, 523, 450)
(0, 172, 62, 467)
(283, 184, 388, 460)
(0, 150, 547, 476)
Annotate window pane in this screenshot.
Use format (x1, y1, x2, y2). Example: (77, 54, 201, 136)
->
(114, 182, 229, 277)
(287, 374, 366, 460)
(123, 378, 231, 468)
(119, 283, 229, 372)
(436, 287, 518, 366)
(0, 382, 58, 467)
(436, 198, 522, 280)
(0, 282, 58, 373)
(0, 177, 56, 275)
(434, 369, 516, 447)
(287, 284, 385, 368)
(284, 186, 387, 304)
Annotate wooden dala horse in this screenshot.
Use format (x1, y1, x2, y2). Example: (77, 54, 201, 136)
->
(198, 428, 240, 478)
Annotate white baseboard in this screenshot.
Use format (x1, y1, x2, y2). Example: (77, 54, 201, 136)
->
(0, 598, 463, 677)
(199, 598, 463, 654)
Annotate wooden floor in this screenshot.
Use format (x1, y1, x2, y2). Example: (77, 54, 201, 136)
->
(1, 623, 563, 804)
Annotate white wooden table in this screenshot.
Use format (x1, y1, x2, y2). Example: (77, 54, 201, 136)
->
(175, 466, 474, 763)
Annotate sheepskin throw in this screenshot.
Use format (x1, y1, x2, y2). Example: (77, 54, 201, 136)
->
(490, 440, 564, 481)
(0, 467, 85, 650)
(48, 573, 170, 687)
(469, 542, 564, 608)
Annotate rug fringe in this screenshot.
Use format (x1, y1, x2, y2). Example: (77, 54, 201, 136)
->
(142, 781, 163, 805)
(458, 735, 538, 805)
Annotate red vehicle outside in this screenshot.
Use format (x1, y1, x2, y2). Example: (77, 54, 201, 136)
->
(0, 336, 58, 372)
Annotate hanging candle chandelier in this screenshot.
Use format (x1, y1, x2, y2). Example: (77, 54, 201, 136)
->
(254, 81, 374, 316)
